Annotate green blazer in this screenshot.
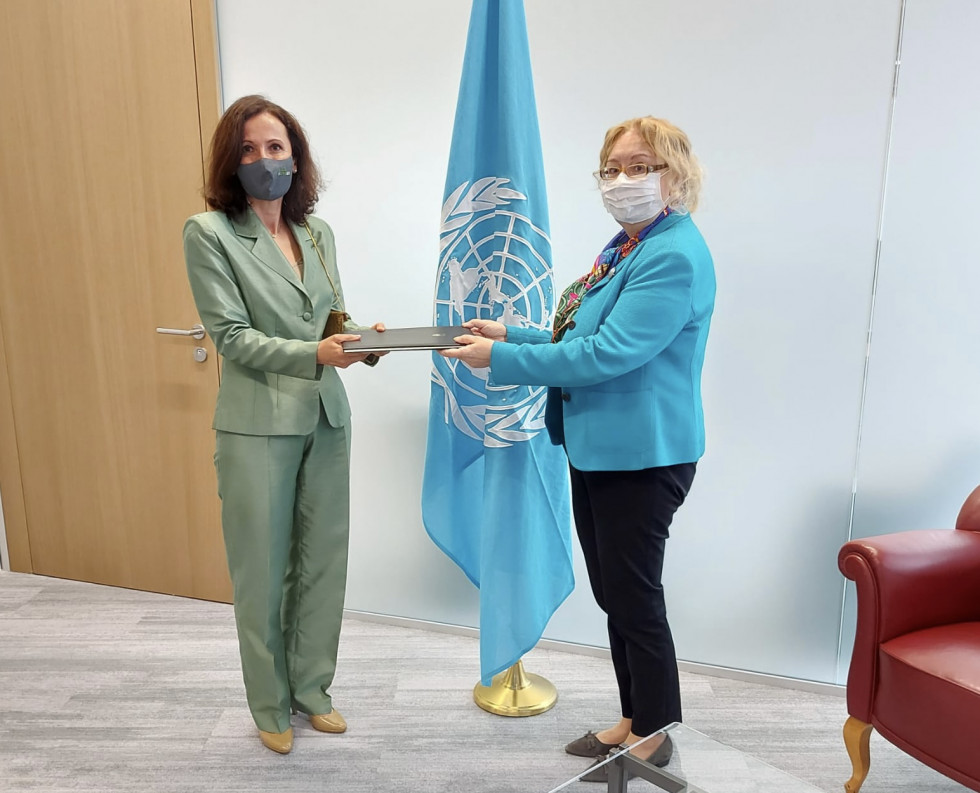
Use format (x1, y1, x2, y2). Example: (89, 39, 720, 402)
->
(183, 208, 354, 436)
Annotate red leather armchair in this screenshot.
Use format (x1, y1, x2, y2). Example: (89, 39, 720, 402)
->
(838, 485, 980, 793)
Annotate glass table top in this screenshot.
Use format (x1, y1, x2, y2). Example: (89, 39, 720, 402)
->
(547, 722, 825, 793)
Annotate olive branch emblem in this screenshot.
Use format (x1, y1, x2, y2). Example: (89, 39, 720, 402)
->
(440, 177, 526, 255)
(433, 176, 551, 448)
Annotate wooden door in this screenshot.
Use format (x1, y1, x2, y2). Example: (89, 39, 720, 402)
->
(0, 0, 231, 602)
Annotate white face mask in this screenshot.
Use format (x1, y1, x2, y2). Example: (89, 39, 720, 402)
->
(599, 171, 667, 224)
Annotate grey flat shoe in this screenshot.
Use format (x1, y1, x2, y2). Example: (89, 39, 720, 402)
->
(565, 730, 621, 757)
(644, 733, 673, 767)
(580, 734, 673, 783)
(581, 753, 623, 784)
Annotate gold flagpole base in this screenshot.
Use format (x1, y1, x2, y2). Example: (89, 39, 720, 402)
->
(473, 660, 558, 717)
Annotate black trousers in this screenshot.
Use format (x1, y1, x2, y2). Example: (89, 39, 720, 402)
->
(569, 461, 697, 737)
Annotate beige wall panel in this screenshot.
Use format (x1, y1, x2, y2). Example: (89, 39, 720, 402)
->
(0, 0, 230, 601)
(192, 0, 222, 158)
(0, 317, 32, 572)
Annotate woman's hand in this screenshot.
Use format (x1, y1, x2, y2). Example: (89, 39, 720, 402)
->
(438, 335, 494, 368)
(318, 334, 369, 368)
(463, 318, 507, 341)
(370, 322, 389, 357)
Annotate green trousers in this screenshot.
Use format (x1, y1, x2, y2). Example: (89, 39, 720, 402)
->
(215, 409, 350, 734)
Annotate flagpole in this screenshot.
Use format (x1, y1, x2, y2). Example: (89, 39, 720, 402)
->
(472, 659, 558, 716)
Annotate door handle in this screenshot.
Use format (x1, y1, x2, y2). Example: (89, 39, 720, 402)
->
(156, 323, 206, 340)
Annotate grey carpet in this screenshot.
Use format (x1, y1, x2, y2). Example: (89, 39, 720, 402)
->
(0, 570, 968, 792)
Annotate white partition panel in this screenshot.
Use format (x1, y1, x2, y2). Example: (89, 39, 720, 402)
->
(837, 0, 980, 683)
(215, 0, 903, 684)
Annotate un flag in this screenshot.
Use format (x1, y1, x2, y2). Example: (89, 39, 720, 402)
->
(421, 0, 574, 686)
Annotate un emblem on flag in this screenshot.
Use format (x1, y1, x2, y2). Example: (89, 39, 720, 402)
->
(432, 177, 555, 447)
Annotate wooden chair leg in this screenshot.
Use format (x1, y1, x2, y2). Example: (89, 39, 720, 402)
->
(843, 716, 873, 793)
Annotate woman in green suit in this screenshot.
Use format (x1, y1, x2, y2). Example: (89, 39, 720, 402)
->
(183, 95, 383, 754)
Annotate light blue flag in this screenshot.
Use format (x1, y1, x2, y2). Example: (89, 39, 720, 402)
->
(422, 0, 574, 686)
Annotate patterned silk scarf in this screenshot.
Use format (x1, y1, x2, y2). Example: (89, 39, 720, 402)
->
(551, 209, 670, 342)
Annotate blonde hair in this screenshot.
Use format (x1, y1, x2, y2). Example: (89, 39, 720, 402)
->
(599, 116, 703, 212)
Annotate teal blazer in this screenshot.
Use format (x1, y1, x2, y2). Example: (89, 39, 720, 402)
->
(183, 208, 354, 436)
(490, 212, 715, 472)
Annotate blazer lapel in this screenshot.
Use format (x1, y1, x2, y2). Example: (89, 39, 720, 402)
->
(291, 219, 321, 294)
(587, 269, 618, 297)
(588, 213, 689, 295)
(293, 219, 340, 311)
(230, 207, 307, 294)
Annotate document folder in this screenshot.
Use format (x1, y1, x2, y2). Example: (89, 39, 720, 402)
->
(342, 325, 469, 353)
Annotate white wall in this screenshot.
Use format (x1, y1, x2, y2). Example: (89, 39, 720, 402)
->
(837, 0, 980, 682)
(213, 0, 977, 685)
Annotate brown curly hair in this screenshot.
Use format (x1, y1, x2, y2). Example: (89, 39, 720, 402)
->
(204, 95, 322, 223)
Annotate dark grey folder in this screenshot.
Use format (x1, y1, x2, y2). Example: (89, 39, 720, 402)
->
(341, 325, 469, 353)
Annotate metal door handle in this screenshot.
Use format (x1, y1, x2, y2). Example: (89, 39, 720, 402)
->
(156, 323, 206, 340)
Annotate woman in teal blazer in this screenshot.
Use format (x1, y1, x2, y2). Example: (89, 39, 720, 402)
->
(441, 116, 715, 781)
(183, 95, 382, 755)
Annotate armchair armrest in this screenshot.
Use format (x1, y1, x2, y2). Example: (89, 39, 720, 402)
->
(957, 484, 980, 530)
(838, 528, 980, 721)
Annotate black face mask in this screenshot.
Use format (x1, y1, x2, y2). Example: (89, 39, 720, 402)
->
(237, 157, 294, 201)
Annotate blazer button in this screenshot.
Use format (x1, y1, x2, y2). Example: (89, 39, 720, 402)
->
(303, 311, 312, 321)
(567, 321, 576, 330)
(561, 392, 571, 402)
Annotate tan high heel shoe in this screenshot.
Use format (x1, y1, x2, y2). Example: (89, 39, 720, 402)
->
(258, 727, 293, 754)
(309, 709, 346, 734)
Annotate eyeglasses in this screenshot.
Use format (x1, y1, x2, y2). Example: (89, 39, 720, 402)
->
(593, 163, 668, 182)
